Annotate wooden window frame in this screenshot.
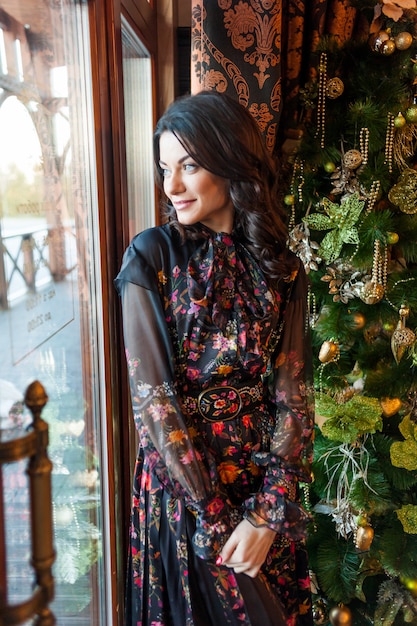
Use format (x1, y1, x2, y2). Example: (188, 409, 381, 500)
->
(87, 1, 179, 623)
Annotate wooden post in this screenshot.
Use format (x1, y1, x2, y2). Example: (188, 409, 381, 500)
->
(25, 381, 55, 626)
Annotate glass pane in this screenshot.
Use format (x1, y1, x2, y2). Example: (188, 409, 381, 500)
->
(0, 2, 108, 624)
(122, 17, 155, 238)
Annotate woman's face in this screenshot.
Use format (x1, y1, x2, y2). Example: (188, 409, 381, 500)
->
(159, 131, 234, 233)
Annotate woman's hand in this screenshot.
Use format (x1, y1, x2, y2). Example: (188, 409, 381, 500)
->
(217, 518, 276, 578)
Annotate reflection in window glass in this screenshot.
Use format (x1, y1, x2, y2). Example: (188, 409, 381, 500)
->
(0, 28, 7, 74)
(122, 17, 155, 238)
(14, 38, 23, 81)
(0, 2, 108, 624)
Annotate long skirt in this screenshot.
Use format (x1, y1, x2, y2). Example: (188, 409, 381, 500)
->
(125, 455, 313, 626)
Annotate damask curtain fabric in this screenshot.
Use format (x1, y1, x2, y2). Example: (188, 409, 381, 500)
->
(190, 0, 359, 153)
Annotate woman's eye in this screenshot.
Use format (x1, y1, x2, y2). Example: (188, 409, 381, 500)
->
(183, 162, 197, 172)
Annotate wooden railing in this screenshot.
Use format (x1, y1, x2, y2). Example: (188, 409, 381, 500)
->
(0, 226, 75, 310)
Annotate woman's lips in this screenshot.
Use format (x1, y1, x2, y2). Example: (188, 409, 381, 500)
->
(172, 200, 194, 210)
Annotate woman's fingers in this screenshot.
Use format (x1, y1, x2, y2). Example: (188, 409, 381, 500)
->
(217, 519, 276, 577)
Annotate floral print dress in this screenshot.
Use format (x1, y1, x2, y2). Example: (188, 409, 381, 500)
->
(115, 223, 315, 626)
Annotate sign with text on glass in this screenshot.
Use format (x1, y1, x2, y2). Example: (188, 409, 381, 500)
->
(5, 224, 77, 365)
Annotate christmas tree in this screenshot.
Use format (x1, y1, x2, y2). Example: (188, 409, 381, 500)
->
(282, 2, 417, 624)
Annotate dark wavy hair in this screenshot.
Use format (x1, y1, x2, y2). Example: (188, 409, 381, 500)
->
(153, 91, 296, 280)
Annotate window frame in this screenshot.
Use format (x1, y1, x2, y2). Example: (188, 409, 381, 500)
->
(87, 1, 160, 623)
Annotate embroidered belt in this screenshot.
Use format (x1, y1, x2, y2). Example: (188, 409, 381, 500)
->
(184, 380, 264, 422)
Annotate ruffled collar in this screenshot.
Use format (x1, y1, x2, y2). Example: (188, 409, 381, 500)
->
(186, 229, 279, 336)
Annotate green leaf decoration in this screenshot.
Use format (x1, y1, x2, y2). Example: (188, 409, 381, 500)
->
(304, 214, 334, 230)
(395, 504, 417, 534)
(399, 413, 417, 440)
(390, 414, 417, 470)
(316, 393, 382, 443)
(303, 193, 365, 263)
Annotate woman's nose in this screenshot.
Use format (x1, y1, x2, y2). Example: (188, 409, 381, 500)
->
(164, 169, 185, 195)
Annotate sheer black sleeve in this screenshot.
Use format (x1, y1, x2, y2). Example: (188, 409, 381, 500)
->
(244, 264, 315, 539)
(116, 234, 236, 559)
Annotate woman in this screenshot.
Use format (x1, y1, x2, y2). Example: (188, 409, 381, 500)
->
(115, 91, 315, 626)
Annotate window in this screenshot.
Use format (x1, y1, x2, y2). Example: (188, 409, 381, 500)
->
(0, 2, 110, 623)
(122, 16, 155, 239)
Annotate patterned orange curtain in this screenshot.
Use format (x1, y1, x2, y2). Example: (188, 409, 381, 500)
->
(191, 0, 359, 153)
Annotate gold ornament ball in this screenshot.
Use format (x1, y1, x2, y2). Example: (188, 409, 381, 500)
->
(344, 149, 363, 170)
(350, 312, 366, 330)
(355, 524, 374, 551)
(401, 576, 417, 597)
(405, 104, 417, 124)
(387, 231, 399, 244)
(324, 161, 336, 173)
(356, 513, 368, 527)
(329, 604, 352, 626)
(326, 77, 345, 99)
(284, 194, 295, 206)
(364, 321, 383, 343)
(359, 281, 384, 305)
(380, 39, 396, 55)
(369, 30, 390, 52)
(312, 599, 328, 625)
(394, 32, 413, 50)
(394, 113, 406, 129)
